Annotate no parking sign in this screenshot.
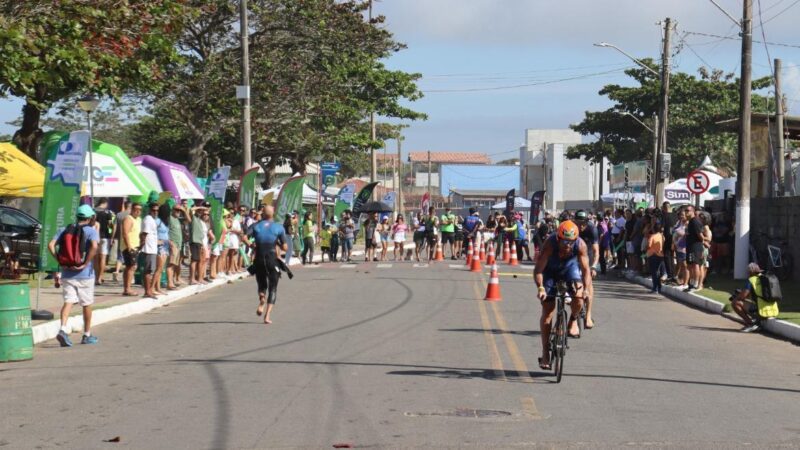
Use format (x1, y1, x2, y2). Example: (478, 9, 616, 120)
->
(686, 170, 710, 195)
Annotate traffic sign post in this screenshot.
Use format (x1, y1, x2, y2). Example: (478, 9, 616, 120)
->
(686, 169, 710, 208)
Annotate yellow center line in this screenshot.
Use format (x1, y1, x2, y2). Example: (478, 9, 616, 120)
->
(472, 280, 506, 382)
(520, 397, 543, 419)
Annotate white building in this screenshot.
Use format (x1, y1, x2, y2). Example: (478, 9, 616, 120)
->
(519, 129, 608, 211)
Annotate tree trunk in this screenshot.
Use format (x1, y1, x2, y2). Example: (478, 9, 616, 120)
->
(186, 134, 212, 176)
(257, 157, 278, 189)
(12, 101, 44, 161)
(289, 154, 307, 176)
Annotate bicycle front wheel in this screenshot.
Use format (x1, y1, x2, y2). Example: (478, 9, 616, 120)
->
(553, 308, 568, 383)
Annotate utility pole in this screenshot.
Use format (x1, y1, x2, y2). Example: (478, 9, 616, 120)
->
(775, 58, 785, 196)
(656, 18, 673, 206)
(427, 150, 432, 203)
(239, 0, 252, 171)
(734, 0, 753, 280)
(652, 114, 659, 200)
(368, 0, 377, 189)
(397, 133, 404, 216)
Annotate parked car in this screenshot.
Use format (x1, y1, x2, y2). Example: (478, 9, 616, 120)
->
(0, 205, 41, 275)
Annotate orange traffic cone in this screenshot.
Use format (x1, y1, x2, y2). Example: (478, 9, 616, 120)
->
(434, 240, 445, 261)
(470, 235, 483, 272)
(484, 263, 502, 301)
(479, 239, 487, 263)
(465, 238, 473, 266)
(510, 240, 519, 266)
(486, 240, 496, 265)
(502, 240, 511, 263)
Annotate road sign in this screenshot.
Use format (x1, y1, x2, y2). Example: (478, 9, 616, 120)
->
(686, 170, 710, 194)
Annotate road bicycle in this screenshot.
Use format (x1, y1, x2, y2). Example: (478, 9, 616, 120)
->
(547, 280, 575, 383)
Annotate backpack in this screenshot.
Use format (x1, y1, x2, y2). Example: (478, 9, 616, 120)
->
(757, 272, 782, 303)
(57, 224, 88, 267)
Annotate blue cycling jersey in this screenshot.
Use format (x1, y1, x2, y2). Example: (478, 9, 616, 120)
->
(542, 235, 583, 296)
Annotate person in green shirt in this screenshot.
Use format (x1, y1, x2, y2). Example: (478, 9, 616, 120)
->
(319, 223, 332, 263)
(167, 204, 191, 289)
(301, 211, 316, 265)
(440, 206, 456, 260)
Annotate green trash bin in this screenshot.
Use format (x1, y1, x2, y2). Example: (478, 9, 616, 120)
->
(0, 282, 34, 362)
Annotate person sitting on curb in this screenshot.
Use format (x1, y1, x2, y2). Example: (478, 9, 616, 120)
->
(729, 263, 779, 333)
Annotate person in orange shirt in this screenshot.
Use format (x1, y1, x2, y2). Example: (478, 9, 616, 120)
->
(646, 222, 665, 294)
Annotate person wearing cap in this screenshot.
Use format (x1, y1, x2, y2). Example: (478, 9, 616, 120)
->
(47, 204, 100, 346)
(440, 207, 456, 260)
(140, 202, 160, 298)
(167, 203, 191, 289)
(730, 263, 774, 333)
(121, 202, 143, 295)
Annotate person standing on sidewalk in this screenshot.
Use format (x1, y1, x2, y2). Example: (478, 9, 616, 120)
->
(661, 202, 676, 282)
(282, 212, 296, 265)
(48, 204, 100, 346)
(440, 207, 456, 259)
(120, 203, 142, 296)
(188, 205, 207, 285)
(683, 206, 704, 292)
(93, 197, 114, 286)
(301, 211, 316, 265)
(112, 199, 131, 283)
(152, 203, 171, 296)
(328, 217, 340, 262)
(425, 207, 439, 262)
(167, 203, 189, 289)
(646, 221, 665, 294)
(140, 203, 160, 298)
(340, 211, 355, 262)
(412, 212, 426, 262)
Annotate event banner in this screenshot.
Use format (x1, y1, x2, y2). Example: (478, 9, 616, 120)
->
(238, 166, 259, 210)
(529, 190, 545, 224)
(276, 175, 305, 222)
(320, 162, 340, 192)
(39, 130, 90, 271)
(334, 183, 356, 220)
(206, 166, 230, 243)
(352, 182, 378, 217)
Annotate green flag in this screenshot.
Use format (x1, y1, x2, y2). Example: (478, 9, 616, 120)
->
(276, 175, 305, 222)
(334, 183, 356, 220)
(38, 131, 91, 272)
(238, 166, 259, 210)
(205, 166, 231, 243)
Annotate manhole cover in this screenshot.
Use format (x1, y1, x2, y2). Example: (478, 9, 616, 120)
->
(405, 408, 512, 418)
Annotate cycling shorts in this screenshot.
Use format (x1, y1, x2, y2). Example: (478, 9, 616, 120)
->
(541, 258, 582, 298)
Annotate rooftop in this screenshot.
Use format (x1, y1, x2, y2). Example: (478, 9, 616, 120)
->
(408, 151, 491, 164)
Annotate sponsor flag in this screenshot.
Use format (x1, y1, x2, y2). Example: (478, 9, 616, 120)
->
(334, 183, 356, 220)
(238, 166, 259, 209)
(205, 166, 231, 243)
(352, 182, 379, 218)
(275, 175, 305, 222)
(38, 130, 91, 272)
(383, 191, 396, 208)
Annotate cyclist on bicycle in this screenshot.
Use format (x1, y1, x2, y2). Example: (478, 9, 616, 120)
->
(575, 210, 599, 329)
(534, 220, 592, 370)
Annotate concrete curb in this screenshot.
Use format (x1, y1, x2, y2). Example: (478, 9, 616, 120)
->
(32, 271, 251, 345)
(622, 272, 800, 344)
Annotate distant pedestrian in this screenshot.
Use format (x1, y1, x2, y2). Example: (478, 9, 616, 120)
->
(93, 197, 114, 286)
(413, 212, 426, 262)
(453, 216, 464, 258)
(340, 211, 355, 262)
(320, 222, 331, 262)
(167, 203, 190, 289)
(328, 217, 340, 262)
(683, 206, 704, 292)
(189, 205, 209, 285)
(364, 212, 379, 262)
(301, 211, 316, 265)
(646, 222, 665, 294)
(120, 202, 142, 296)
(152, 203, 171, 296)
(282, 213, 296, 265)
(112, 200, 132, 283)
(379, 216, 390, 261)
(48, 204, 100, 346)
(425, 206, 439, 261)
(392, 215, 407, 261)
(141, 202, 160, 298)
(440, 206, 456, 259)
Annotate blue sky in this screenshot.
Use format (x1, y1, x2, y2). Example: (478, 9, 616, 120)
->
(2, 0, 799, 162)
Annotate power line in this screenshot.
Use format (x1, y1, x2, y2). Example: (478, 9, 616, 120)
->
(423, 67, 632, 93)
(754, 0, 800, 28)
(683, 30, 800, 49)
(424, 62, 631, 79)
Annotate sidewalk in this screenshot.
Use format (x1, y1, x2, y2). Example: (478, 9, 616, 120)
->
(622, 271, 800, 344)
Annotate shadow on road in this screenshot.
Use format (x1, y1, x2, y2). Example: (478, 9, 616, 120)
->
(439, 328, 539, 336)
(568, 373, 800, 394)
(684, 325, 740, 333)
(138, 321, 259, 326)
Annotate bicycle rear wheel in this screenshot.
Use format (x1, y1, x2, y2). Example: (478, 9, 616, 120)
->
(553, 308, 568, 383)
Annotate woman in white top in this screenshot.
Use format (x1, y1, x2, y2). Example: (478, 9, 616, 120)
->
(392, 215, 408, 261)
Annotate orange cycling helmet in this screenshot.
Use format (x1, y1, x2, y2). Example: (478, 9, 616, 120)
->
(557, 220, 579, 241)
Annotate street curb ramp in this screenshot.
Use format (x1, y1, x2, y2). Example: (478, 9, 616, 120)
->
(622, 272, 800, 344)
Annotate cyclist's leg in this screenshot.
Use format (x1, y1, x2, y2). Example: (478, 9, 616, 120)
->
(561, 262, 584, 335)
(539, 275, 557, 366)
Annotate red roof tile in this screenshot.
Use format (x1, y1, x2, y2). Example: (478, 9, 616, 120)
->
(408, 151, 491, 164)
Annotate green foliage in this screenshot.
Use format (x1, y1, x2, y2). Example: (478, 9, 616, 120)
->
(568, 63, 773, 176)
(0, 0, 193, 155)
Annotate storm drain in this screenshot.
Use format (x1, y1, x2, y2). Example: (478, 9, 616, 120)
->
(405, 408, 512, 418)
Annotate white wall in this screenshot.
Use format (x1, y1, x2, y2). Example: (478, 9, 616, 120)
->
(519, 129, 582, 197)
(414, 172, 439, 188)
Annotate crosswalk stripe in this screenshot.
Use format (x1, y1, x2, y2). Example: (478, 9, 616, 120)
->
(377, 264, 393, 268)
(340, 264, 357, 269)
(413, 263, 429, 268)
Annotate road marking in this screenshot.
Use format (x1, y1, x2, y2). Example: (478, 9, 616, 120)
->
(495, 272, 532, 277)
(340, 264, 357, 269)
(489, 300, 535, 383)
(473, 281, 506, 382)
(448, 264, 464, 269)
(377, 264, 392, 269)
(413, 263, 429, 268)
(520, 397, 543, 420)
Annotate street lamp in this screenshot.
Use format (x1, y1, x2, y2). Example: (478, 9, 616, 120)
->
(593, 43, 659, 76)
(77, 94, 99, 204)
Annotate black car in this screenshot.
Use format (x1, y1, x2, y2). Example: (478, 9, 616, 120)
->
(0, 205, 41, 274)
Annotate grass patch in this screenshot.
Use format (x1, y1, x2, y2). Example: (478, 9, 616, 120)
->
(699, 274, 800, 325)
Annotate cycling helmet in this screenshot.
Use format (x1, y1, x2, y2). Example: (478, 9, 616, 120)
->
(556, 220, 579, 241)
(574, 210, 589, 221)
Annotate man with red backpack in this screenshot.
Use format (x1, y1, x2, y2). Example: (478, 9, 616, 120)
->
(47, 204, 100, 347)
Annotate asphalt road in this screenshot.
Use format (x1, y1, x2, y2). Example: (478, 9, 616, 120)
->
(1, 261, 799, 448)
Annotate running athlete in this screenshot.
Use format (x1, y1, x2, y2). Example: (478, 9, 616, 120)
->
(534, 220, 592, 370)
(575, 210, 599, 329)
(248, 206, 287, 324)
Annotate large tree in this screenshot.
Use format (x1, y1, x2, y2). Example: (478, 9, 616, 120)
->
(568, 63, 773, 176)
(0, 0, 193, 157)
